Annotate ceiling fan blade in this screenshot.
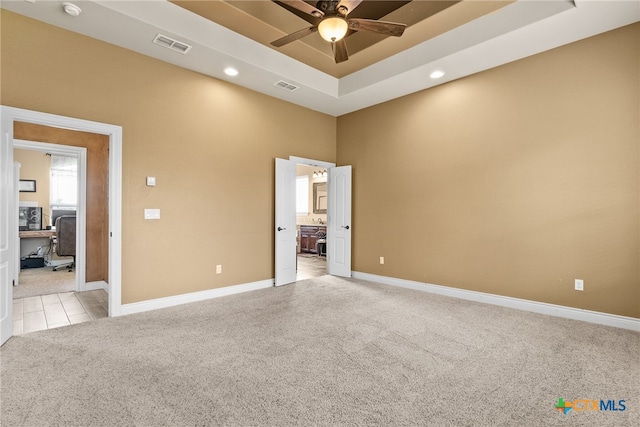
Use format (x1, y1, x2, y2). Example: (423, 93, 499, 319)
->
(274, 0, 324, 18)
(348, 18, 407, 37)
(332, 39, 349, 63)
(336, 0, 363, 15)
(271, 26, 318, 47)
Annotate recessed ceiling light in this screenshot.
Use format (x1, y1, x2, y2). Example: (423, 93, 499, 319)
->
(224, 67, 239, 77)
(62, 2, 82, 17)
(430, 70, 445, 79)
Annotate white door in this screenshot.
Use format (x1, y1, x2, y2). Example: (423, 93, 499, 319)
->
(13, 163, 20, 288)
(327, 165, 352, 277)
(0, 120, 15, 345)
(274, 158, 297, 286)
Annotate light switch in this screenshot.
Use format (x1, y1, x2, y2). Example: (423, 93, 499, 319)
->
(144, 209, 160, 220)
(146, 176, 156, 187)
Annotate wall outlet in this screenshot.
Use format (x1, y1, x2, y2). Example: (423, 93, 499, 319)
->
(216, 265, 222, 274)
(379, 257, 384, 265)
(575, 279, 584, 291)
(144, 208, 160, 220)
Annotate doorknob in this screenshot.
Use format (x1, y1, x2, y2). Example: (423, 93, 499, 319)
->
(277, 227, 286, 231)
(342, 225, 350, 230)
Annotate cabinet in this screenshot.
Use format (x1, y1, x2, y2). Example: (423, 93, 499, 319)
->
(299, 225, 326, 254)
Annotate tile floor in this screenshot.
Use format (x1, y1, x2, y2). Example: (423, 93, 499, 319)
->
(297, 254, 327, 280)
(13, 290, 108, 336)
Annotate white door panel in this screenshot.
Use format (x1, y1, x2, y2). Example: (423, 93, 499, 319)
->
(328, 166, 352, 277)
(13, 163, 20, 288)
(0, 119, 15, 345)
(274, 158, 297, 286)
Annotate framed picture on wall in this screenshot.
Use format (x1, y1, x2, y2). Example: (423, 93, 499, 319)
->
(19, 179, 36, 192)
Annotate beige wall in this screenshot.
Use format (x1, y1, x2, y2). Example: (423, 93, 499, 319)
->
(338, 23, 640, 318)
(14, 148, 50, 219)
(1, 11, 336, 303)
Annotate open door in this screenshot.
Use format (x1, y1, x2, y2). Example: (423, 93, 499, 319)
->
(274, 158, 297, 286)
(327, 165, 352, 277)
(1, 118, 15, 345)
(13, 163, 20, 288)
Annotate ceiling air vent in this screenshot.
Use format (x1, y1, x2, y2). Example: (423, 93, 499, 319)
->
(153, 34, 192, 55)
(274, 80, 299, 92)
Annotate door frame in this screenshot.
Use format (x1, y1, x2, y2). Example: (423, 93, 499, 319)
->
(1, 106, 122, 317)
(290, 156, 335, 172)
(13, 140, 87, 293)
(288, 156, 337, 279)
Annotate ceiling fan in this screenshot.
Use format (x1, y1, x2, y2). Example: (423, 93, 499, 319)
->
(271, 0, 407, 63)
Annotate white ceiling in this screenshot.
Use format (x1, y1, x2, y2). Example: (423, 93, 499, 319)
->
(2, 0, 639, 117)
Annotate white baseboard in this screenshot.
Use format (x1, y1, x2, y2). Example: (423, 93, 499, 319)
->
(352, 272, 640, 332)
(84, 280, 108, 292)
(120, 279, 273, 316)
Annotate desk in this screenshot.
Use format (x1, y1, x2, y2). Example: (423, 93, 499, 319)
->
(19, 230, 56, 239)
(19, 230, 55, 258)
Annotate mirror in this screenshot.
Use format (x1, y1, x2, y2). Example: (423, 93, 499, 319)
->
(313, 182, 327, 214)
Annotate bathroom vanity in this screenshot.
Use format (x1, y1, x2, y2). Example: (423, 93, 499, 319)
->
(298, 225, 326, 254)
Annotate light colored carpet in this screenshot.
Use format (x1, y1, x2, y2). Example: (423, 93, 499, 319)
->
(13, 266, 75, 299)
(1, 276, 638, 426)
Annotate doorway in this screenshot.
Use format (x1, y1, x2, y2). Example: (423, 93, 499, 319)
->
(14, 142, 86, 294)
(295, 164, 328, 281)
(12, 142, 108, 335)
(1, 106, 123, 346)
(274, 156, 352, 287)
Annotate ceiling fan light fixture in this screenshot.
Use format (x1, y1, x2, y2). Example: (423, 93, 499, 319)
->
(318, 17, 348, 42)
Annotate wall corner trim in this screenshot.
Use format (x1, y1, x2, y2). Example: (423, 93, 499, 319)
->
(351, 272, 640, 332)
(119, 279, 273, 316)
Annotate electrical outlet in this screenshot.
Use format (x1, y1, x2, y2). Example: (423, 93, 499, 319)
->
(216, 265, 222, 274)
(144, 208, 160, 220)
(575, 279, 584, 291)
(380, 257, 384, 265)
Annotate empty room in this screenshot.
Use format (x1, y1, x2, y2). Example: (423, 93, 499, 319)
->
(1, 1, 638, 426)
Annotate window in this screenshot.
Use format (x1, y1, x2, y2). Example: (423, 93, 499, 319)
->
(50, 154, 78, 210)
(296, 175, 309, 215)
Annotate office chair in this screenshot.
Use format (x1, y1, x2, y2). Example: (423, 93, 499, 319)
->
(53, 215, 76, 272)
(51, 209, 76, 229)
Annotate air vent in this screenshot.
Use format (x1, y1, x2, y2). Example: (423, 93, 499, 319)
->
(274, 80, 299, 92)
(152, 34, 192, 55)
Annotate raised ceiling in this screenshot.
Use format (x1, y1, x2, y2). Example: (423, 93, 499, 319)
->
(173, 1, 513, 77)
(2, 1, 639, 116)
